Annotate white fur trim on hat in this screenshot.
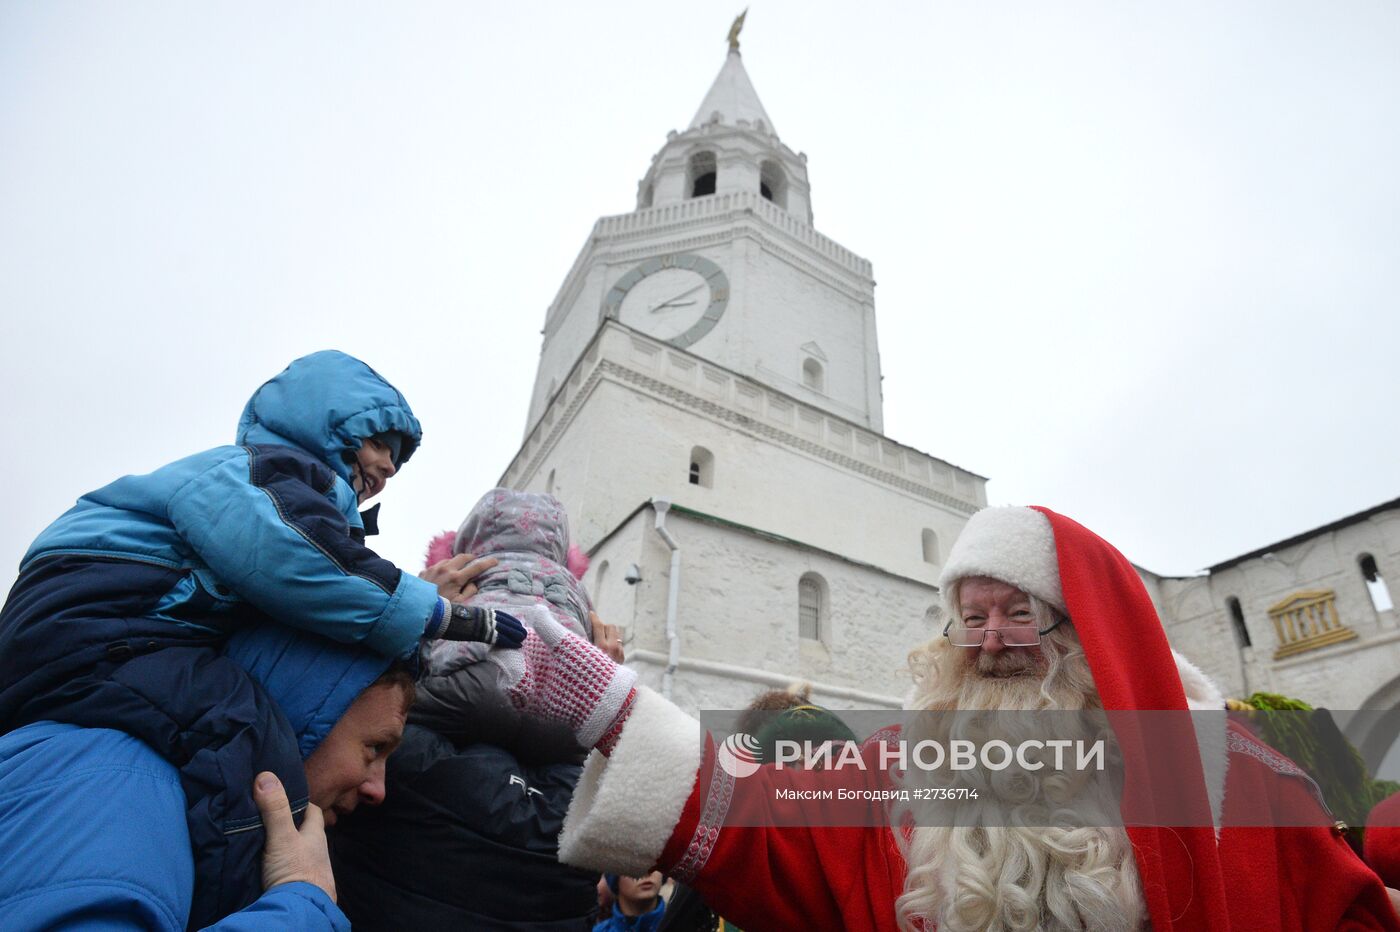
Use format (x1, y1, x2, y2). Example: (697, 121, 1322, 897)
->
(939, 507, 1065, 613)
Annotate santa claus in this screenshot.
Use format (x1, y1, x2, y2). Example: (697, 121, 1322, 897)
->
(493, 506, 1400, 931)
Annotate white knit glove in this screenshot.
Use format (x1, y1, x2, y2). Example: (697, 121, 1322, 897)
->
(489, 605, 639, 751)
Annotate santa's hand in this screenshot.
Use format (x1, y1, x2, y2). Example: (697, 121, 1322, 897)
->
(436, 604, 526, 648)
(490, 605, 638, 752)
(254, 772, 336, 902)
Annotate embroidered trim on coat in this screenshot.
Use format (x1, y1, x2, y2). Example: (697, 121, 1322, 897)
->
(670, 753, 737, 883)
(1226, 729, 1332, 815)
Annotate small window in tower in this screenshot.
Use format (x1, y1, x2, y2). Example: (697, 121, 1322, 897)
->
(921, 529, 939, 565)
(760, 159, 787, 209)
(1360, 554, 1395, 613)
(802, 358, 824, 392)
(546, 468, 556, 495)
(640, 183, 654, 209)
(687, 151, 717, 199)
(689, 446, 714, 488)
(798, 573, 826, 641)
(1226, 597, 1252, 648)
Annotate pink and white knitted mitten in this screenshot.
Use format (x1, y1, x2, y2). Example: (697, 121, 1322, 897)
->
(491, 605, 638, 753)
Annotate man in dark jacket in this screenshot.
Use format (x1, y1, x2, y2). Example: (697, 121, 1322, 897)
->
(331, 726, 600, 929)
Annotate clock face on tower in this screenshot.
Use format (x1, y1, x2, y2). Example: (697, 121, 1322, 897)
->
(601, 253, 730, 349)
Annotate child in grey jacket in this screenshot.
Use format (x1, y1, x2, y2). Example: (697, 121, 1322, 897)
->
(415, 488, 595, 760)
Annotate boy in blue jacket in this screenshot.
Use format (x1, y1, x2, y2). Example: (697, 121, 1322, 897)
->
(594, 872, 667, 932)
(0, 350, 523, 926)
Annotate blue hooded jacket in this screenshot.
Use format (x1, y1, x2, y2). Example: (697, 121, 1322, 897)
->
(0, 350, 441, 926)
(15, 349, 442, 658)
(0, 622, 391, 930)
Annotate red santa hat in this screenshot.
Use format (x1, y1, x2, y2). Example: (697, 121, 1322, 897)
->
(940, 505, 1233, 930)
(940, 506, 1204, 712)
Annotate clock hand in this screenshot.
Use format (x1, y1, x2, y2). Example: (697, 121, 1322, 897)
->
(650, 299, 697, 313)
(647, 281, 706, 312)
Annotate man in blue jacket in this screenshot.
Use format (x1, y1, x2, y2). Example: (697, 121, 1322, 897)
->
(0, 350, 522, 925)
(0, 621, 417, 929)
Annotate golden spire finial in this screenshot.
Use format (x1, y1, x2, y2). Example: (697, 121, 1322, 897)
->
(727, 9, 748, 52)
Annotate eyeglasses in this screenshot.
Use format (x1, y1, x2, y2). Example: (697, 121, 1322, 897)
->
(941, 614, 1066, 648)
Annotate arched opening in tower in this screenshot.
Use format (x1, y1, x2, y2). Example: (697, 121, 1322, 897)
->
(687, 151, 718, 199)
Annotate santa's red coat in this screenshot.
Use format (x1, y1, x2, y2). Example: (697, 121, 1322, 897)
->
(646, 722, 1396, 931)
(556, 508, 1399, 930)
(1367, 791, 1400, 889)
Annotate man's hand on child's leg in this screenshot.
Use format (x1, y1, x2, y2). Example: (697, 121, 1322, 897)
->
(254, 771, 337, 903)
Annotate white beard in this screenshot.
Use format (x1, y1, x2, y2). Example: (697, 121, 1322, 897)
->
(893, 639, 1146, 932)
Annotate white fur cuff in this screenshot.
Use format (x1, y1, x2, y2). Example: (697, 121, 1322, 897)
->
(558, 686, 705, 876)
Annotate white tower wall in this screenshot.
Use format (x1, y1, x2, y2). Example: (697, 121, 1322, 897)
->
(503, 39, 984, 712)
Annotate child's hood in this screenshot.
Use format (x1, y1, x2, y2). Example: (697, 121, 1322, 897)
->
(454, 489, 572, 565)
(235, 350, 423, 485)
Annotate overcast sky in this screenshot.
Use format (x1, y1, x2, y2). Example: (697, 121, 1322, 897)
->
(2, 1, 1397, 588)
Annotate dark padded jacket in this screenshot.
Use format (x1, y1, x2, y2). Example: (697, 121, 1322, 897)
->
(331, 724, 598, 931)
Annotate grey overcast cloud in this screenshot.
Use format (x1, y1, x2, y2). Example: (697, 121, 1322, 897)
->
(1, 1, 1397, 586)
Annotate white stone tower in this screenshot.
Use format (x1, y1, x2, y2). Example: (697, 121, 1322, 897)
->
(503, 24, 986, 712)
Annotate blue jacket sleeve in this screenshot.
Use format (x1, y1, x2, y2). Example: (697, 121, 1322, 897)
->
(0, 725, 352, 932)
(202, 883, 348, 932)
(166, 445, 442, 658)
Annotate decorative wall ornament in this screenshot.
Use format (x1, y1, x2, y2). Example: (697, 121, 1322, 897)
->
(1268, 589, 1358, 659)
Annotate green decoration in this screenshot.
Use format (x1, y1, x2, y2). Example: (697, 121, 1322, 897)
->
(1240, 692, 1400, 852)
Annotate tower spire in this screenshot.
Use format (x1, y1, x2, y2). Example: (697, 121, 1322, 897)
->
(690, 13, 774, 133)
(633, 13, 811, 222)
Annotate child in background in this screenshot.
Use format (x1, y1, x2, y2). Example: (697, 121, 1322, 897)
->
(594, 872, 668, 932)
